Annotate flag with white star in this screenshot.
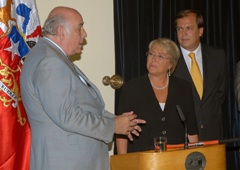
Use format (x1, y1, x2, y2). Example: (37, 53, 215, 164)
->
(0, 0, 42, 169)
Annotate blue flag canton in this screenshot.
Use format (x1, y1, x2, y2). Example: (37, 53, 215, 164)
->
(8, 26, 30, 59)
(2, 2, 41, 60)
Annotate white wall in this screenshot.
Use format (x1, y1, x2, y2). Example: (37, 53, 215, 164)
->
(36, 0, 115, 155)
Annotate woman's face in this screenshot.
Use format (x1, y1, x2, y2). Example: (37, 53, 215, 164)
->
(146, 44, 172, 76)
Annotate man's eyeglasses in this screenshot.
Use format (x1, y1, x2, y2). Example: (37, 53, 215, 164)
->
(146, 51, 170, 61)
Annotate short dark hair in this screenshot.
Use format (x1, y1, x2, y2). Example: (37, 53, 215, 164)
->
(174, 9, 204, 28)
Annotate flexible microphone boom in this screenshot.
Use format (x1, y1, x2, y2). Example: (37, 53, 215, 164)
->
(176, 105, 188, 149)
(219, 137, 240, 144)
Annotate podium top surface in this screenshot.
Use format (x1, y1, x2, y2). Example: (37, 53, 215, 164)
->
(111, 144, 226, 170)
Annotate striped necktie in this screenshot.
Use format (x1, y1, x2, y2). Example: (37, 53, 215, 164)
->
(188, 52, 203, 99)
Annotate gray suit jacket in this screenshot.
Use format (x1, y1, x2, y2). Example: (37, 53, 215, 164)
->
(20, 38, 115, 170)
(173, 43, 228, 141)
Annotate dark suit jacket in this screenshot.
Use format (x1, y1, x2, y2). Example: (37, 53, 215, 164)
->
(234, 61, 240, 111)
(116, 75, 198, 153)
(173, 43, 228, 141)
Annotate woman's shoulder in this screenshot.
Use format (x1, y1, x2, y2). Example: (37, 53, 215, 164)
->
(124, 74, 148, 86)
(120, 74, 149, 93)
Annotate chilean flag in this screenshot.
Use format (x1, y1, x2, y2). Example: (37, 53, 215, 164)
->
(0, 0, 42, 169)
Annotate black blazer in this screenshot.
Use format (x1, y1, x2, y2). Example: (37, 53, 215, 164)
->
(117, 75, 198, 153)
(173, 43, 228, 141)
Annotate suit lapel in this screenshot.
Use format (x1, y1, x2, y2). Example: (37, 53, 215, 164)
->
(201, 44, 210, 102)
(174, 53, 201, 102)
(176, 55, 192, 82)
(143, 75, 163, 112)
(73, 63, 105, 105)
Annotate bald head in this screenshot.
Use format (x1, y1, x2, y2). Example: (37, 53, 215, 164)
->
(42, 6, 87, 56)
(48, 6, 81, 21)
(42, 6, 81, 36)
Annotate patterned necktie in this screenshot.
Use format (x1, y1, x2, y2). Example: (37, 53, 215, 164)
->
(188, 52, 203, 99)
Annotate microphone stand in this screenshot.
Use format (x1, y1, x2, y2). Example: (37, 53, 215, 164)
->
(183, 121, 188, 149)
(176, 105, 188, 149)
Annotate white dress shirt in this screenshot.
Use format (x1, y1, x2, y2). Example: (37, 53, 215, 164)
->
(180, 44, 204, 79)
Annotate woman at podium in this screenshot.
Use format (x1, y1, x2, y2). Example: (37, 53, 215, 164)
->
(115, 38, 199, 154)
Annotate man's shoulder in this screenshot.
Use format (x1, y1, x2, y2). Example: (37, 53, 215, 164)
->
(201, 43, 225, 54)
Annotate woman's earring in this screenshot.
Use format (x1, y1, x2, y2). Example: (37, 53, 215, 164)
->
(168, 69, 171, 76)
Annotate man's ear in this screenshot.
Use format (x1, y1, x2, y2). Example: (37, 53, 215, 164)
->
(57, 25, 65, 39)
(199, 27, 204, 38)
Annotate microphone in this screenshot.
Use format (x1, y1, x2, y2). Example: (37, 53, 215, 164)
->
(176, 105, 188, 149)
(219, 137, 240, 144)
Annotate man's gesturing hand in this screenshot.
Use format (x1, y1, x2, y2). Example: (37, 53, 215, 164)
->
(114, 111, 146, 141)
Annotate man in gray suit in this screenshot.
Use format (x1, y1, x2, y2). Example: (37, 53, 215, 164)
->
(20, 6, 145, 170)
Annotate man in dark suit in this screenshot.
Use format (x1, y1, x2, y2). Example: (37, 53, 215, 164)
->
(20, 6, 145, 170)
(234, 62, 240, 111)
(172, 9, 228, 141)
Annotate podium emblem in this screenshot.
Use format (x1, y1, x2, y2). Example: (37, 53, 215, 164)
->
(185, 152, 206, 170)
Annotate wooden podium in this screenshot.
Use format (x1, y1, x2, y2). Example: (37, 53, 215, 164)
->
(110, 144, 226, 170)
